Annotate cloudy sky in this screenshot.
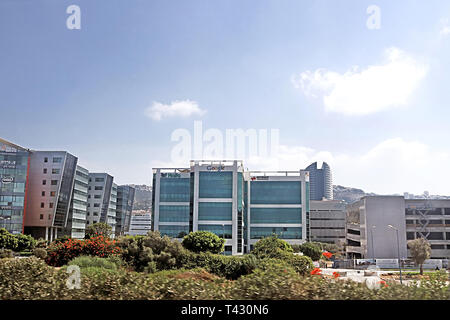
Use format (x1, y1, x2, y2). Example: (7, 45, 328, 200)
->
(1, 0, 450, 195)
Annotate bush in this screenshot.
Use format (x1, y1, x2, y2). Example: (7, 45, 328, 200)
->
(298, 242, 322, 261)
(118, 232, 186, 272)
(85, 222, 112, 239)
(33, 248, 47, 260)
(67, 256, 121, 270)
(0, 228, 18, 251)
(251, 235, 293, 259)
(182, 231, 225, 254)
(45, 235, 121, 267)
(15, 233, 36, 252)
(0, 248, 14, 259)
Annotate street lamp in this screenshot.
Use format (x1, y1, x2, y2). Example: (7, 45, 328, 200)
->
(388, 225, 403, 284)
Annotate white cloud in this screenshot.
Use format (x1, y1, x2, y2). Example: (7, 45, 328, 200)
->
(440, 19, 450, 36)
(292, 47, 428, 115)
(145, 100, 206, 121)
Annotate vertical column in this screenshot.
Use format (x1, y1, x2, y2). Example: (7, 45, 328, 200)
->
(232, 161, 238, 255)
(154, 170, 161, 231)
(45, 226, 48, 241)
(192, 164, 199, 232)
(247, 179, 251, 252)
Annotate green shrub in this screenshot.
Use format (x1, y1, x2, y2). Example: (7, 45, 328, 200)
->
(67, 255, 122, 270)
(33, 248, 47, 259)
(15, 233, 36, 252)
(251, 235, 293, 259)
(0, 228, 18, 251)
(85, 222, 112, 239)
(298, 242, 322, 261)
(182, 231, 225, 254)
(0, 248, 14, 259)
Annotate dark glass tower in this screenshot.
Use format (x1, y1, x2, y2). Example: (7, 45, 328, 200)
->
(305, 162, 333, 201)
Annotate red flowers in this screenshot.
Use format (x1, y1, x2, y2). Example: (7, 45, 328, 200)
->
(379, 280, 388, 288)
(310, 268, 322, 275)
(333, 271, 340, 279)
(322, 251, 333, 259)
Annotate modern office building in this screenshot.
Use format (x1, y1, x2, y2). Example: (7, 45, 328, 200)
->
(305, 162, 333, 200)
(127, 211, 152, 236)
(246, 170, 309, 251)
(87, 173, 117, 237)
(0, 138, 31, 234)
(152, 160, 310, 255)
(345, 196, 450, 260)
(116, 185, 136, 236)
(24, 151, 78, 241)
(309, 200, 346, 244)
(62, 165, 89, 239)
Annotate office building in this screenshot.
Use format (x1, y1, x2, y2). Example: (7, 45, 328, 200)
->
(152, 160, 310, 255)
(24, 151, 78, 241)
(63, 165, 89, 239)
(305, 162, 333, 200)
(127, 211, 152, 236)
(87, 173, 117, 237)
(116, 185, 136, 236)
(0, 138, 31, 234)
(309, 200, 346, 244)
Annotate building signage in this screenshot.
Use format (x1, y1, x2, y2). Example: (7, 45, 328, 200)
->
(1, 177, 14, 184)
(0, 160, 16, 169)
(161, 173, 181, 178)
(206, 165, 225, 171)
(256, 176, 269, 180)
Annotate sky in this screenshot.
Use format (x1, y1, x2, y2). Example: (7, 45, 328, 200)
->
(1, 0, 450, 195)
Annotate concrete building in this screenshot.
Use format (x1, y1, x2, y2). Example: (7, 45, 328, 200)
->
(24, 151, 78, 241)
(127, 211, 152, 236)
(87, 173, 117, 237)
(152, 160, 310, 255)
(309, 200, 346, 244)
(345, 196, 450, 260)
(305, 162, 333, 200)
(0, 138, 31, 234)
(116, 185, 135, 236)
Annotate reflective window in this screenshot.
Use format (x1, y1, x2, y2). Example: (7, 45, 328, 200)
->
(198, 224, 232, 239)
(159, 225, 189, 238)
(250, 207, 301, 224)
(199, 172, 232, 198)
(251, 181, 301, 204)
(160, 178, 190, 202)
(198, 202, 232, 221)
(159, 205, 190, 222)
(250, 227, 302, 239)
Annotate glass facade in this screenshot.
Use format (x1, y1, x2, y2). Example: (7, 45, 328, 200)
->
(160, 178, 190, 202)
(159, 205, 190, 222)
(250, 181, 301, 204)
(250, 207, 301, 224)
(198, 224, 232, 239)
(250, 227, 302, 239)
(199, 172, 232, 198)
(0, 140, 30, 234)
(159, 225, 189, 238)
(198, 202, 232, 221)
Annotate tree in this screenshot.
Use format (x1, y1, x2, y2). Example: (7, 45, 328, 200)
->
(85, 222, 112, 239)
(298, 242, 322, 261)
(251, 235, 293, 259)
(15, 233, 36, 252)
(0, 228, 18, 251)
(408, 237, 431, 275)
(182, 231, 225, 254)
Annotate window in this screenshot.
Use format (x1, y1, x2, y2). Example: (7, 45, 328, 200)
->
(87, 213, 90, 216)
(427, 232, 444, 240)
(40, 202, 45, 208)
(199, 172, 232, 198)
(250, 181, 301, 204)
(94, 186, 103, 191)
(40, 214, 44, 220)
(43, 168, 47, 174)
(406, 232, 415, 240)
(51, 180, 58, 186)
(93, 212, 99, 216)
(95, 178, 104, 182)
(198, 224, 232, 239)
(250, 207, 301, 224)
(94, 194, 101, 199)
(48, 215, 51, 220)
(50, 191, 56, 197)
(94, 203, 100, 207)
(52, 157, 62, 163)
(159, 205, 190, 222)
(52, 168, 60, 174)
(41, 191, 45, 197)
(49, 203, 54, 208)
(42, 180, 46, 185)
(198, 202, 232, 221)
(158, 225, 189, 238)
(159, 178, 190, 202)
(431, 244, 445, 249)
(44, 157, 48, 163)
(250, 227, 302, 239)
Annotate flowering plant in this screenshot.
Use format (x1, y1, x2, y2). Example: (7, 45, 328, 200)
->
(310, 267, 322, 275)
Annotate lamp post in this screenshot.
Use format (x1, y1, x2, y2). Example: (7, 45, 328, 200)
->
(388, 225, 403, 284)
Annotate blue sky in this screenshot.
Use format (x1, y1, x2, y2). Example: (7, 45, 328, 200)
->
(1, 0, 450, 194)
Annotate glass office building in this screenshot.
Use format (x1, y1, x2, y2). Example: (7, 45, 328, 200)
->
(152, 160, 309, 255)
(0, 138, 31, 234)
(116, 185, 136, 236)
